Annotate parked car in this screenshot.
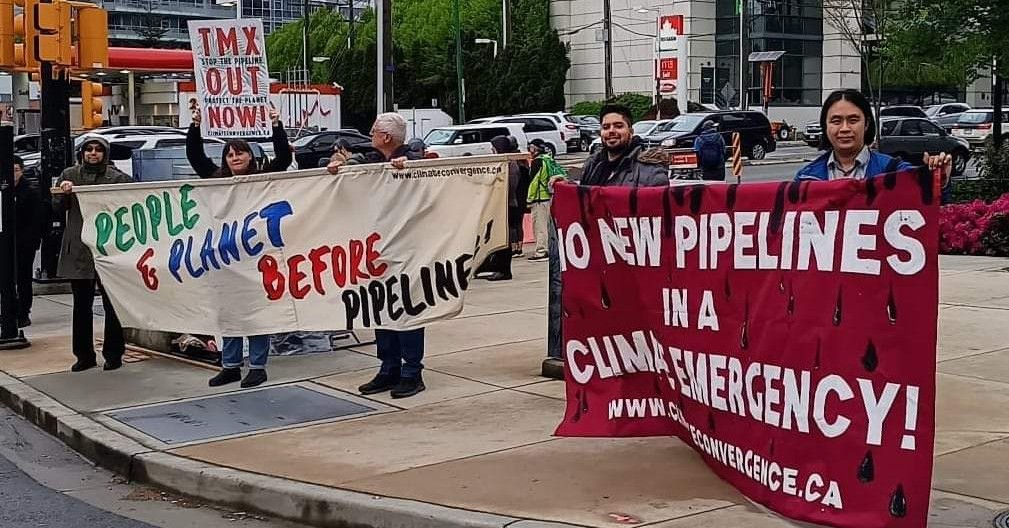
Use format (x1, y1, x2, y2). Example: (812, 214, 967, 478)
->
(803, 121, 823, 148)
(423, 123, 528, 158)
(878, 105, 928, 119)
(657, 111, 777, 160)
(588, 119, 671, 154)
(876, 117, 971, 176)
(14, 134, 40, 154)
(951, 109, 1009, 149)
(520, 112, 582, 152)
(477, 115, 568, 156)
(572, 115, 601, 152)
(291, 129, 372, 169)
(925, 103, 971, 132)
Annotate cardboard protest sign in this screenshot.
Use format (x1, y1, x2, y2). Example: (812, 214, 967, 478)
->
(552, 172, 939, 528)
(187, 19, 271, 138)
(71, 157, 509, 335)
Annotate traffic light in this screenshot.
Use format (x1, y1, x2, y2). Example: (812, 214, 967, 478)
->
(12, 0, 38, 70)
(80, 80, 103, 129)
(76, 4, 106, 69)
(33, 0, 70, 64)
(0, 0, 13, 68)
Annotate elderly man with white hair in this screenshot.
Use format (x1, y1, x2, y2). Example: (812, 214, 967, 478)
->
(327, 113, 427, 398)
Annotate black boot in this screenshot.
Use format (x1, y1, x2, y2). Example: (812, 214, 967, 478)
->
(391, 375, 426, 399)
(358, 373, 399, 395)
(241, 369, 268, 388)
(17, 316, 30, 328)
(71, 360, 97, 372)
(103, 358, 123, 371)
(209, 367, 242, 387)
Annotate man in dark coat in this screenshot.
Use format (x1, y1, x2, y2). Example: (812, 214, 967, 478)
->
(327, 112, 427, 399)
(13, 156, 46, 328)
(579, 104, 670, 187)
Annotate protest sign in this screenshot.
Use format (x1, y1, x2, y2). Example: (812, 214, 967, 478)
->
(71, 156, 509, 335)
(553, 172, 939, 528)
(187, 19, 271, 138)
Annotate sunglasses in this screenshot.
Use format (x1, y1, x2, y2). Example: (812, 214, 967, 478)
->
(84, 145, 105, 153)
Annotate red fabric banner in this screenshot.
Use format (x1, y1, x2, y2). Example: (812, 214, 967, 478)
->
(553, 172, 938, 528)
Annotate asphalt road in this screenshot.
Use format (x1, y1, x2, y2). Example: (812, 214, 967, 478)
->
(0, 407, 302, 528)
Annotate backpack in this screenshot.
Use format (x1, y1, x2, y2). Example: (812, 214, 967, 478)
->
(697, 133, 725, 168)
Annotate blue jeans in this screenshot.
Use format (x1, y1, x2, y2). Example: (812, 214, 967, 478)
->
(375, 328, 425, 379)
(221, 335, 271, 370)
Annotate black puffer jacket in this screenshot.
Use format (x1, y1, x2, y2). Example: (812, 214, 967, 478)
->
(187, 123, 293, 178)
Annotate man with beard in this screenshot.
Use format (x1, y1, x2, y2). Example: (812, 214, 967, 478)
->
(578, 104, 669, 187)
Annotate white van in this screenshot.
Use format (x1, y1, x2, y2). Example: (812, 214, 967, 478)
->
(478, 115, 568, 156)
(424, 123, 528, 158)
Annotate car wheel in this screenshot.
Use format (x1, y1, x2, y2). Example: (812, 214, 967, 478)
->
(952, 150, 968, 176)
(777, 126, 791, 141)
(545, 143, 557, 157)
(579, 137, 591, 152)
(749, 142, 767, 161)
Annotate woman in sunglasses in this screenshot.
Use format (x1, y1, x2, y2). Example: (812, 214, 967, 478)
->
(55, 136, 133, 373)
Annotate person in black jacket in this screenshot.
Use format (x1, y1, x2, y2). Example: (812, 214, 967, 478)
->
(326, 112, 428, 399)
(186, 105, 293, 178)
(13, 156, 46, 328)
(186, 105, 292, 389)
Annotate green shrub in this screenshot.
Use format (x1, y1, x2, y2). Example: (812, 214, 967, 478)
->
(980, 213, 1009, 257)
(570, 100, 603, 117)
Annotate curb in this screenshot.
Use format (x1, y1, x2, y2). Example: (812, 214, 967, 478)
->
(0, 371, 585, 528)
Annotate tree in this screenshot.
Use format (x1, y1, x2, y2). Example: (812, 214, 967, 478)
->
(822, 0, 898, 118)
(265, 0, 570, 132)
(136, 0, 168, 48)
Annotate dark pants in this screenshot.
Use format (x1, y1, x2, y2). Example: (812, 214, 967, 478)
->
(15, 241, 39, 320)
(71, 279, 125, 364)
(701, 165, 726, 181)
(375, 328, 425, 379)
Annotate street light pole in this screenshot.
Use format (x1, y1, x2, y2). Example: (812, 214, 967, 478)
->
(603, 0, 613, 99)
(454, 0, 465, 123)
(501, 0, 509, 49)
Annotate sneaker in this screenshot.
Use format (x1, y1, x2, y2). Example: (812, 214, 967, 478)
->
(359, 373, 399, 395)
(390, 376, 426, 399)
(103, 359, 123, 371)
(17, 316, 30, 328)
(71, 360, 97, 372)
(241, 369, 268, 388)
(209, 367, 242, 387)
(528, 254, 548, 262)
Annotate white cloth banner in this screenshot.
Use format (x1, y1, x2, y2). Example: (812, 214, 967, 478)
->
(187, 18, 271, 138)
(73, 156, 510, 336)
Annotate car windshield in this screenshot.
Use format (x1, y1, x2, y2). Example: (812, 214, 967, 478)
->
(632, 121, 657, 135)
(959, 112, 992, 124)
(924, 106, 941, 117)
(669, 115, 704, 132)
(291, 135, 318, 147)
(424, 129, 456, 145)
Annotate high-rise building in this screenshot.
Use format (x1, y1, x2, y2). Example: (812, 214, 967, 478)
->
(103, 0, 370, 48)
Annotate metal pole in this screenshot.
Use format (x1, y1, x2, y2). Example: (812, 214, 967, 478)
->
(501, 0, 509, 49)
(127, 72, 136, 125)
(381, 0, 393, 111)
(738, 0, 747, 110)
(39, 61, 71, 282)
(303, 0, 310, 83)
(654, 35, 660, 119)
(603, 0, 613, 99)
(454, 0, 465, 123)
(0, 123, 28, 349)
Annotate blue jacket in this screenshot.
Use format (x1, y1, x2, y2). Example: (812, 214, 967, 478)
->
(794, 150, 912, 182)
(795, 150, 952, 203)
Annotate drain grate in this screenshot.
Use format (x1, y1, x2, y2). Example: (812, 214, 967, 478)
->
(106, 385, 376, 444)
(994, 510, 1009, 528)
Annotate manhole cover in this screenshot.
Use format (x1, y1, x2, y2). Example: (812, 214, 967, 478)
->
(994, 510, 1009, 528)
(106, 385, 376, 444)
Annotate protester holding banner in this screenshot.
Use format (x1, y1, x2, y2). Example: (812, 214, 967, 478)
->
(54, 137, 133, 372)
(185, 105, 293, 388)
(796, 89, 953, 191)
(326, 113, 428, 399)
(579, 104, 670, 187)
(186, 104, 292, 179)
(475, 135, 523, 281)
(13, 155, 46, 328)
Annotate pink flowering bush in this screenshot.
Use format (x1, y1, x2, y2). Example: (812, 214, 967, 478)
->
(940, 193, 1009, 256)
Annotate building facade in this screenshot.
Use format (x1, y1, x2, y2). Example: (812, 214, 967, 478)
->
(551, 0, 861, 124)
(102, 0, 370, 48)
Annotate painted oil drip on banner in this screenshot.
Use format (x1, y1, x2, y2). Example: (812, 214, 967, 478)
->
(72, 157, 508, 335)
(552, 171, 939, 528)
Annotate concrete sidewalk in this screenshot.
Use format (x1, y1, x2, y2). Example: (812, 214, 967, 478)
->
(1, 256, 1009, 527)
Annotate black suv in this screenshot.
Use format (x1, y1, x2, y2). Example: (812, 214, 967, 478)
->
(651, 111, 777, 160)
(292, 130, 372, 169)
